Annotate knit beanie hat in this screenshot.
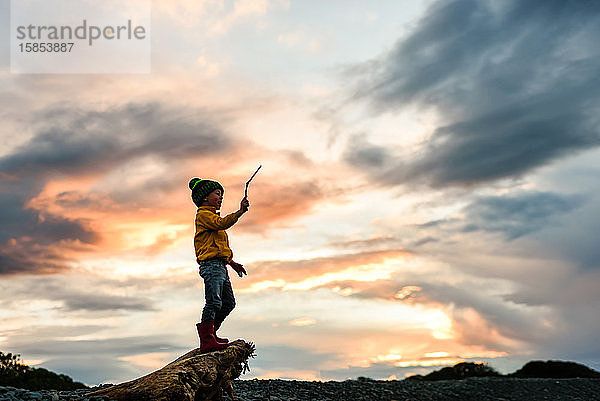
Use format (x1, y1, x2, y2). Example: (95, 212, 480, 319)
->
(189, 178, 225, 207)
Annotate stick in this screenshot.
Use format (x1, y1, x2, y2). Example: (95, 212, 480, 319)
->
(244, 165, 262, 198)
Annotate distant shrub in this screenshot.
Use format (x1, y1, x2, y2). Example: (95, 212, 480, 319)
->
(407, 362, 501, 381)
(0, 351, 88, 391)
(509, 360, 600, 379)
(406, 359, 600, 381)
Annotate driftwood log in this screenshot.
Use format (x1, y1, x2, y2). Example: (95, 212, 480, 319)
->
(89, 340, 255, 401)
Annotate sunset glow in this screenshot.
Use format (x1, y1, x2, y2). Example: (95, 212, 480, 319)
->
(2, 0, 600, 386)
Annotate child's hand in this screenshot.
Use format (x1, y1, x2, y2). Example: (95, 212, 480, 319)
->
(229, 260, 247, 277)
(240, 197, 250, 213)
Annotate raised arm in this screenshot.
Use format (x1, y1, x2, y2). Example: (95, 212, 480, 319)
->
(196, 197, 250, 231)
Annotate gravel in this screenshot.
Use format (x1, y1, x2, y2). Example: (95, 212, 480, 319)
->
(229, 378, 600, 401)
(2, 378, 599, 400)
(0, 385, 112, 401)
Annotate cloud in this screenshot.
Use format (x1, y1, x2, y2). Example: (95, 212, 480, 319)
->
(413, 188, 599, 271)
(8, 335, 187, 384)
(314, 274, 549, 350)
(414, 283, 547, 348)
(0, 102, 231, 275)
(259, 242, 561, 355)
(209, 0, 270, 34)
(9, 336, 182, 358)
(238, 180, 326, 229)
(4, 325, 105, 340)
(524, 190, 600, 272)
(251, 344, 339, 375)
(41, 355, 141, 386)
(348, 0, 600, 186)
(277, 29, 324, 54)
(235, 246, 550, 357)
(0, 274, 157, 312)
(236, 236, 545, 357)
(0, 172, 99, 274)
(157, 0, 275, 35)
(326, 235, 401, 251)
(463, 191, 582, 240)
(343, 134, 389, 169)
(0, 236, 88, 276)
(58, 292, 155, 313)
(502, 270, 600, 365)
(0, 96, 344, 274)
(239, 249, 410, 293)
(1, 102, 229, 177)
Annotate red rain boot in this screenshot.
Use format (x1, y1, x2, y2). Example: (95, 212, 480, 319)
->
(214, 320, 229, 343)
(197, 321, 229, 354)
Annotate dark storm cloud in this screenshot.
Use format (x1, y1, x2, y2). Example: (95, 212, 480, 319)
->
(0, 102, 228, 176)
(463, 191, 582, 240)
(0, 191, 96, 246)
(0, 240, 79, 275)
(0, 180, 60, 242)
(348, 0, 600, 186)
(0, 252, 33, 275)
(501, 191, 600, 271)
(0, 185, 91, 274)
(0, 102, 231, 275)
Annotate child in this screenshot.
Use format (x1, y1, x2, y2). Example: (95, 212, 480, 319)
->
(189, 177, 249, 353)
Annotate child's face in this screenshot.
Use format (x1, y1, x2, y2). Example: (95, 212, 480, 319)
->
(204, 189, 223, 210)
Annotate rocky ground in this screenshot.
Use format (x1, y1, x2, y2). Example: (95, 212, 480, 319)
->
(0, 384, 112, 401)
(232, 378, 600, 400)
(2, 378, 600, 400)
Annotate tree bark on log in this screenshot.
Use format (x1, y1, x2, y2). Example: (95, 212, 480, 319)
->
(88, 339, 255, 401)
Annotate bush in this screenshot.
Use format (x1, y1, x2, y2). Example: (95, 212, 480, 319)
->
(407, 362, 501, 381)
(0, 351, 88, 390)
(509, 360, 600, 379)
(0, 352, 28, 376)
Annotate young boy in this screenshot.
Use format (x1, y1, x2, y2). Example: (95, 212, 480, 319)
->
(189, 177, 249, 353)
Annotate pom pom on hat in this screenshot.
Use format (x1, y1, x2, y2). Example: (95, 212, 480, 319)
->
(189, 177, 224, 207)
(189, 178, 202, 190)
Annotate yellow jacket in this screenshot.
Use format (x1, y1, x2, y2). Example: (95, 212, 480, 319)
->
(194, 206, 240, 263)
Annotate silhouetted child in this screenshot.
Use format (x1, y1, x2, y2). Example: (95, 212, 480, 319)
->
(189, 178, 249, 353)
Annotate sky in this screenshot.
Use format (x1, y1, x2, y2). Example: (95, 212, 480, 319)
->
(1, 0, 600, 385)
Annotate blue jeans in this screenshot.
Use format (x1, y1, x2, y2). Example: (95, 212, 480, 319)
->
(199, 258, 236, 323)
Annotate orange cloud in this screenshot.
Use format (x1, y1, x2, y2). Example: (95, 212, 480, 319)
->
(238, 249, 411, 292)
(18, 135, 350, 265)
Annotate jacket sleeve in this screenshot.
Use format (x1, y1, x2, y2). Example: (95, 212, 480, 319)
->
(196, 210, 240, 231)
